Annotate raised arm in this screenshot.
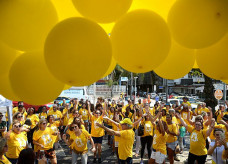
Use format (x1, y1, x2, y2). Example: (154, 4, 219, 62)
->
(103, 115, 120, 128)
(88, 102, 93, 118)
(176, 113, 188, 129)
(205, 107, 213, 126)
(187, 111, 194, 125)
(158, 118, 165, 136)
(206, 119, 215, 137)
(133, 116, 143, 127)
(96, 123, 121, 137)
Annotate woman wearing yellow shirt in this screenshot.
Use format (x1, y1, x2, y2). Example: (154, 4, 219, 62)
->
(62, 122, 95, 164)
(33, 119, 58, 164)
(39, 106, 48, 120)
(5, 121, 27, 164)
(26, 107, 39, 149)
(79, 104, 89, 130)
(177, 113, 215, 164)
(47, 115, 61, 149)
(166, 114, 179, 164)
(0, 138, 11, 164)
(88, 102, 106, 163)
(9, 112, 25, 130)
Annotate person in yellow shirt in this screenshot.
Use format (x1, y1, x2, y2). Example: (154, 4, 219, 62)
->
(180, 97, 191, 108)
(122, 100, 133, 113)
(0, 112, 7, 138)
(39, 106, 48, 120)
(216, 105, 228, 123)
(4, 121, 27, 164)
(88, 102, 106, 163)
(96, 118, 135, 164)
(166, 114, 179, 164)
(177, 113, 215, 164)
(33, 119, 58, 164)
(9, 112, 25, 130)
(79, 103, 89, 130)
(149, 118, 168, 164)
(48, 105, 62, 126)
(26, 107, 39, 149)
(201, 103, 210, 113)
(0, 138, 11, 164)
(62, 122, 96, 164)
(17, 105, 27, 121)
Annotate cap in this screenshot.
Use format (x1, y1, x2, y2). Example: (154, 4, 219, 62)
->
(120, 118, 132, 125)
(222, 114, 228, 121)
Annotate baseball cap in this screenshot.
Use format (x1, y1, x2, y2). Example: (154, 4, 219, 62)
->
(120, 118, 132, 125)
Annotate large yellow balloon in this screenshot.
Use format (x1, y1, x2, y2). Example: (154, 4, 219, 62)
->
(193, 60, 199, 69)
(223, 80, 228, 84)
(9, 52, 64, 105)
(111, 10, 171, 73)
(63, 84, 72, 90)
(168, 0, 228, 49)
(196, 33, 228, 80)
(103, 57, 116, 78)
(154, 41, 195, 80)
(0, 0, 58, 51)
(0, 42, 20, 101)
(44, 17, 112, 86)
(72, 0, 133, 23)
(129, 0, 176, 21)
(51, 0, 81, 21)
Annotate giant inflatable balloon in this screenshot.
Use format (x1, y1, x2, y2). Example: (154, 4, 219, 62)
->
(168, 0, 228, 49)
(0, 0, 58, 51)
(44, 17, 112, 86)
(196, 33, 228, 80)
(111, 10, 171, 73)
(9, 51, 64, 105)
(154, 41, 195, 80)
(103, 57, 116, 78)
(0, 42, 20, 101)
(72, 0, 133, 23)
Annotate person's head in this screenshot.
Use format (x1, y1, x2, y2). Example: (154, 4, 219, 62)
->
(13, 112, 23, 121)
(110, 107, 115, 113)
(202, 102, 206, 108)
(24, 119, 32, 126)
(47, 115, 54, 123)
(126, 106, 131, 113)
(12, 120, 22, 134)
(53, 104, 57, 111)
(0, 112, 3, 120)
(73, 117, 81, 125)
(166, 103, 170, 110)
(38, 119, 47, 130)
(138, 99, 141, 104)
(82, 103, 86, 109)
(197, 103, 202, 109)
(70, 122, 81, 132)
(154, 104, 158, 108)
(213, 128, 225, 141)
(95, 104, 102, 110)
(162, 109, 166, 116)
(94, 109, 101, 118)
(18, 105, 24, 112)
(27, 107, 34, 115)
(128, 100, 132, 105)
(42, 106, 47, 113)
(155, 121, 167, 133)
(65, 103, 70, 109)
(120, 118, 132, 130)
(0, 138, 8, 155)
(219, 105, 225, 111)
(17, 148, 35, 164)
(183, 97, 188, 102)
(18, 101, 24, 106)
(166, 114, 172, 124)
(194, 121, 203, 131)
(169, 109, 175, 116)
(72, 110, 79, 117)
(195, 115, 203, 124)
(201, 111, 208, 120)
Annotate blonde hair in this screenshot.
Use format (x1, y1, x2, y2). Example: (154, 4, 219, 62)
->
(13, 112, 22, 121)
(38, 119, 47, 130)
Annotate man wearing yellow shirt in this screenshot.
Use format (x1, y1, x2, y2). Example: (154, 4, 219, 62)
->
(122, 100, 133, 113)
(180, 97, 191, 109)
(96, 118, 135, 164)
(48, 105, 62, 125)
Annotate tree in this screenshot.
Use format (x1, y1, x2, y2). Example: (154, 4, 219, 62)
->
(106, 79, 117, 98)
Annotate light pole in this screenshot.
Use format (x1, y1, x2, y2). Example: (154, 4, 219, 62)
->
(134, 77, 138, 104)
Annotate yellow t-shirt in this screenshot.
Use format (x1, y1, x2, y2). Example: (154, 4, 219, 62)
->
(142, 121, 153, 137)
(48, 110, 62, 125)
(79, 109, 89, 121)
(26, 114, 39, 129)
(107, 111, 114, 126)
(39, 112, 47, 119)
(217, 111, 228, 123)
(33, 127, 55, 150)
(70, 129, 90, 152)
(112, 123, 121, 142)
(181, 111, 192, 126)
(122, 104, 133, 113)
(152, 129, 168, 155)
(6, 132, 27, 158)
(118, 129, 135, 160)
(91, 116, 104, 137)
(13, 107, 18, 114)
(9, 120, 25, 130)
(182, 101, 191, 107)
(167, 124, 178, 143)
(1, 155, 11, 164)
(187, 125, 207, 156)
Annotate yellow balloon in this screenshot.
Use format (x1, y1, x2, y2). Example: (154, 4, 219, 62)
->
(51, 0, 82, 20)
(0, 0, 58, 51)
(99, 23, 115, 35)
(44, 17, 112, 86)
(129, 0, 176, 21)
(103, 57, 116, 77)
(9, 51, 64, 105)
(154, 41, 195, 80)
(72, 0, 133, 23)
(196, 33, 228, 80)
(0, 42, 20, 101)
(168, 0, 228, 49)
(63, 84, 72, 90)
(193, 60, 199, 69)
(223, 80, 228, 84)
(111, 10, 171, 73)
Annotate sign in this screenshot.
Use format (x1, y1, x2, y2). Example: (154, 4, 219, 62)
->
(214, 89, 223, 100)
(159, 86, 163, 89)
(121, 77, 128, 82)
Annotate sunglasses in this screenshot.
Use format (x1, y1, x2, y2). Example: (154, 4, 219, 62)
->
(14, 125, 22, 128)
(0, 115, 3, 117)
(42, 123, 47, 125)
(17, 116, 23, 118)
(95, 113, 101, 115)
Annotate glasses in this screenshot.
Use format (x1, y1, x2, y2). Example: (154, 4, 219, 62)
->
(72, 126, 78, 129)
(95, 113, 101, 115)
(195, 124, 202, 127)
(14, 125, 22, 128)
(0, 115, 3, 117)
(42, 123, 47, 125)
(17, 116, 23, 118)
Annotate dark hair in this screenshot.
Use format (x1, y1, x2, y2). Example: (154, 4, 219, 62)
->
(18, 105, 23, 109)
(24, 119, 32, 126)
(70, 121, 81, 131)
(213, 128, 224, 136)
(47, 115, 53, 123)
(17, 148, 35, 164)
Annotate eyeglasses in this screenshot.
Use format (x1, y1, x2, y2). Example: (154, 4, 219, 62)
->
(0, 115, 3, 117)
(17, 116, 23, 118)
(14, 125, 22, 128)
(72, 126, 78, 129)
(95, 113, 101, 115)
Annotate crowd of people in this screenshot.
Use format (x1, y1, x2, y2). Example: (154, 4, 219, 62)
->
(0, 96, 228, 164)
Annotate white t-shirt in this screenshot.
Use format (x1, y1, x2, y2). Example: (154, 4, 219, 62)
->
(210, 142, 228, 164)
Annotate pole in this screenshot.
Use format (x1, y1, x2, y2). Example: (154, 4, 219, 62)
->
(130, 72, 133, 100)
(224, 82, 226, 102)
(166, 79, 168, 103)
(93, 82, 96, 105)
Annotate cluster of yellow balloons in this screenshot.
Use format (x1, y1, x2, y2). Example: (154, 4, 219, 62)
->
(1, 0, 228, 104)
